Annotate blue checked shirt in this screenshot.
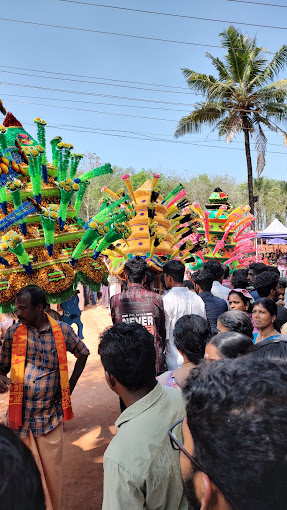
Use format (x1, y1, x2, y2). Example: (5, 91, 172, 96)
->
(0, 320, 90, 438)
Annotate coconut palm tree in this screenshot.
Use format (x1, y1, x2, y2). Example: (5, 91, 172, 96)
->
(174, 26, 287, 215)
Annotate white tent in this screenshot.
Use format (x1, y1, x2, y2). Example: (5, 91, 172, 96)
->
(257, 218, 287, 240)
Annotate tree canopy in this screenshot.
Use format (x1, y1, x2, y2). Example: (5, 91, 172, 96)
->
(174, 26, 287, 214)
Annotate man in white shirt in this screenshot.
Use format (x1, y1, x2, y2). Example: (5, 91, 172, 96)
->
(162, 260, 206, 370)
(203, 260, 230, 302)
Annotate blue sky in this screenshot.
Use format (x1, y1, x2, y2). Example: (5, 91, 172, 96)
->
(0, 0, 286, 182)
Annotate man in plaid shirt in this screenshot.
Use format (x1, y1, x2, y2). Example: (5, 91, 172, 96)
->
(110, 256, 166, 375)
(0, 286, 90, 510)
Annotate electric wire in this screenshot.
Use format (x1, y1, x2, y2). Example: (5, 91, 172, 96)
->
(20, 120, 287, 154)
(226, 0, 287, 7)
(0, 69, 195, 95)
(2, 80, 287, 114)
(0, 92, 190, 113)
(2, 95, 286, 136)
(55, 0, 287, 30)
(1, 81, 199, 107)
(0, 16, 285, 59)
(0, 64, 189, 91)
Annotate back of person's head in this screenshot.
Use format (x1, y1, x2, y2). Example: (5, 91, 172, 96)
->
(183, 280, 194, 290)
(231, 269, 248, 289)
(267, 266, 280, 276)
(163, 259, 185, 283)
(222, 265, 230, 279)
(0, 424, 45, 509)
(160, 271, 167, 290)
(218, 310, 253, 338)
(203, 260, 223, 282)
(173, 314, 211, 364)
(192, 270, 213, 292)
(98, 322, 156, 391)
(253, 297, 278, 317)
(254, 271, 279, 298)
(183, 358, 287, 510)
(16, 285, 47, 309)
(248, 336, 287, 362)
(209, 331, 253, 358)
(124, 256, 148, 283)
(144, 271, 156, 290)
(249, 262, 267, 276)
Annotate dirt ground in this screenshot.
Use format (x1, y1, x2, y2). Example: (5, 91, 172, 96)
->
(0, 306, 118, 510)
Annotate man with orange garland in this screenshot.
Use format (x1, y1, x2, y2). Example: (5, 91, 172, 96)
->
(0, 285, 89, 510)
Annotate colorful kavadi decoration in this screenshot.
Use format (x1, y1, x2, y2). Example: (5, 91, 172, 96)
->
(186, 187, 257, 271)
(0, 103, 131, 311)
(100, 174, 208, 275)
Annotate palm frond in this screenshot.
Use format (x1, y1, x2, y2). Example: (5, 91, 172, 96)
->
(242, 48, 269, 91)
(252, 112, 277, 132)
(252, 125, 267, 177)
(281, 129, 287, 147)
(257, 80, 287, 103)
(208, 81, 237, 100)
(253, 45, 287, 87)
(205, 53, 232, 82)
(181, 69, 217, 95)
(263, 102, 287, 122)
(174, 102, 228, 138)
(220, 26, 254, 84)
(216, 113, 243, 141)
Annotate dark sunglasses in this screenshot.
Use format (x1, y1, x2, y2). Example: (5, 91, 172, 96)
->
(168, 418, 240, 510)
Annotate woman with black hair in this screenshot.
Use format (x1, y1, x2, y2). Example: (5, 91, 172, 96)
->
(252, 297, 281, 344)
(217, 310, 254, 339)
(157, 314, 211, 389)
(228, 289, 253, 314)
(204, 331, 253, 361)
(248, 336, 287, 362)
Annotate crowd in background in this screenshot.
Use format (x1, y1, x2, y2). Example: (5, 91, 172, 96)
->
(0, 255, 287, 510)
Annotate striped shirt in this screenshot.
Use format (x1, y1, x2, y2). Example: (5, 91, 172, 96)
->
(0, 320, 90, 438)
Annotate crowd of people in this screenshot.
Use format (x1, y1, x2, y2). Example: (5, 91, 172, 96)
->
(0, 257, 287, 510)
(260, 249, 287, 273)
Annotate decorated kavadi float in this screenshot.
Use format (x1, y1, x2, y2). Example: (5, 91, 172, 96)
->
(186, 187, 257, 271)
(0, 100, 256, 309)
(0, 102, 134, 311)
(104, 181, 257, 276)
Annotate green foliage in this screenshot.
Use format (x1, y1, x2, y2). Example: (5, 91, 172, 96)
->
(175, 26, 287, 214)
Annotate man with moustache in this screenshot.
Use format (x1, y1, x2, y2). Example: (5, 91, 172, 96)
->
(169, 358, 287, 510)
(0, 286, 89, 510)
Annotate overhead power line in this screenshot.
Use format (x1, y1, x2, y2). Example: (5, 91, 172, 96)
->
(2, 96, 179, 122)
(226, 0, 287, 7)
(0, 92, 189, 113)
(22, 118, 286, 148)
(2, 80, 287, 114)
(1, 81, 197, 107)
(0, 64, 188, 91)
(1, 93, 284, 138)
(0, 17, 284, 58)
(21, 119, 287, 154)
(0, 68, 195, 96)
(55, 0, 287, 30)
(2, 95, 286, 134)
(0, 17, 226, 47)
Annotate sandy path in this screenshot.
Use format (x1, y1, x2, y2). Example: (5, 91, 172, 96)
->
(0, 306, 118, 510)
